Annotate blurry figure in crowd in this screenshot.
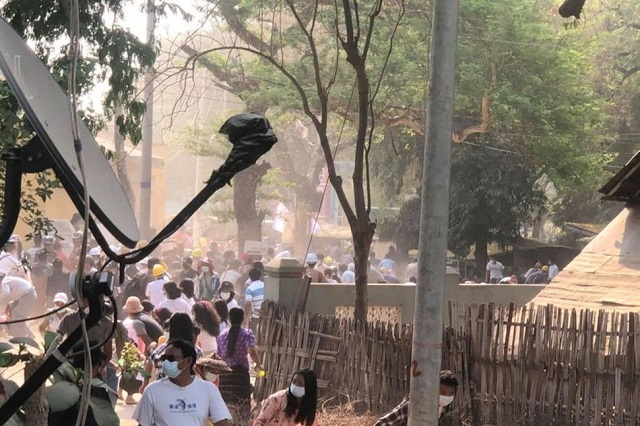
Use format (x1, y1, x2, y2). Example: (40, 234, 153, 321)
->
(46, 258, 69, 303)
(218, 281, 239, 310)
(39, 292, 71, 334)
(0, 273, 36, 338)
(548, 258, 559, 281)
(180, 279, 197, 309)
(485, 256, 504, 284)
(198, 257, 220, 301)
(0, 236, 28, 279)
(179, 257, 197, 281)
(341, 263, 355, 283)
(158, 281, 192, 316)
(304, 254, 326, 283)
(214, 299, 230, 334)
(146, 263, 168, 307)
(253, 368, 318, 426)
(245, 268, 264, 332)
(193, 301, 221, 355)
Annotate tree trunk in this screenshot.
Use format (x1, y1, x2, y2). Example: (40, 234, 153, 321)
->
(233, 162, 270, 253)
(114, 106, 136, 207)
(352, 225, 375, 324)
(475, 238, 488, 280)
(24, 357, 48, 426)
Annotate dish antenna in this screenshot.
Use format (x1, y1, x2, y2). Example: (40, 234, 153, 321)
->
(0, 18, 277, 422)
(0, 18, 140, 247)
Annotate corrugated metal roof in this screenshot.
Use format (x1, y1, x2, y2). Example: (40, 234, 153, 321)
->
(532, 207, 640, 310)
(600, 150, 640, 202)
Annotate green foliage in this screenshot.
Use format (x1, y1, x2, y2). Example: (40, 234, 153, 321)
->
(0, 0, 154, 236)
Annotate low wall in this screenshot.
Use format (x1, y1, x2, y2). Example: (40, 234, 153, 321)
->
(305, 280, 545, 323)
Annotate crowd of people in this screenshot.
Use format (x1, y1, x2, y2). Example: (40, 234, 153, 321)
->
(0, 227, 462, 425)
(482, 256, 561, 284)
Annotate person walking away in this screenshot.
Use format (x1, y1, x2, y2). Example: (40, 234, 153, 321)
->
(146, 263, 168, 307)
(548, 258, 559, 281)
(180, 256, 198, 281)
(196, 355, 232, 388)
(244, 268, 264, 332)
(38, 292, 71, 334)
(217, 308, 263, 411)
(123, 296, 164, 352)
(374, 370, 459, 425)
(524, 261, 542, 281)
(213, 300, 230, 334)
(158, 281, 192, 316)
(485, 256, 504, 284)
(253, 368, 318, 426)
(134, 339, 232, 426)
(341, 263, 355, 283)
(193, 301, 221, 355)
(0, 236, 29, 279)
(180, 279, 197, 309)
(0, 273, 37, 338)
(30, 249, 51, 309)
(217, 281, 238, 310)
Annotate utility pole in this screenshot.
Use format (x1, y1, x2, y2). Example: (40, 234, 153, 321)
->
(140, 0, 155, 240)
(409, 0, 459, 424)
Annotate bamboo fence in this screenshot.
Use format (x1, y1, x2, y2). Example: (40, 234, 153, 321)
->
(446, 301, 640, 425)
(254, 301, 640, 424)
(254, 302, 412, 413)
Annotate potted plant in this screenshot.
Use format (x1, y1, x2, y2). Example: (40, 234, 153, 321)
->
(117, 342, 149, 404)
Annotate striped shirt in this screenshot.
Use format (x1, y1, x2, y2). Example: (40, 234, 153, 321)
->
(245, 280, 264, 318)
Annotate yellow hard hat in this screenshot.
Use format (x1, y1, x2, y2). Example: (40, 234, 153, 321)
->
(193, 248, 203, 258)
(152, 264, 166, 277)
(324, 256, 334, 265)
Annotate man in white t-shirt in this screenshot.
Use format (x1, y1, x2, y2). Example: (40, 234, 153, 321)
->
(134, 339, 231, 426)
(485, 257, 504, 284)
(146, 264, 168, 307)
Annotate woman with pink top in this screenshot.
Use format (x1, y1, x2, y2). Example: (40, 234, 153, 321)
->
(252, 368, 318, 426)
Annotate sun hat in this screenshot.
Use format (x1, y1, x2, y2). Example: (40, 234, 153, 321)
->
(54, 292, 68, 304)
(196, 356, 232, 372)
(306, 253, 318, 263)
(123, 296, 144, 314)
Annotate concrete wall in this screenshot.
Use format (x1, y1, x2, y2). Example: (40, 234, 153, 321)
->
(304, 278, 545, 323)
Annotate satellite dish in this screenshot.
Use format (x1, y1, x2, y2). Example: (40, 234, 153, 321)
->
(0, 18, 139, 247)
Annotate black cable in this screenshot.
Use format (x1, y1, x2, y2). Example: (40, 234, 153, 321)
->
(65, 294, 118, 357)
(0, 300, 77, 325)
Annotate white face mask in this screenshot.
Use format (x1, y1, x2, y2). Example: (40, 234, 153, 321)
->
(201, 266, 210, 273)
(439, 395, 454, 406)
(204, 372, 219, 383)
(162, 360, 183, 379)
(220, 292, 231, 300)
(289, 384, 305, 398)
(163, 332, 170, 340)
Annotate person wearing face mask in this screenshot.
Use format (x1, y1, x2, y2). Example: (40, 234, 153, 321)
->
(217, 281, 238, 310)
(197, 258, 220, 301)
(195, 355, 232, 387)
(373, 370, 459, 425)
(134, 339, 232, 426)
(253, 368, 318, 426)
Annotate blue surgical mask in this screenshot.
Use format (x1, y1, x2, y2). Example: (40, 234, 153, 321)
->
(162, 360, 183, 379)
(289, 384, 305, 398)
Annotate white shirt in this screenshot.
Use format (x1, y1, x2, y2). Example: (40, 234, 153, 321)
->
(226, 299, 238, 311)
(245, 280, 264, 318)
(0, 252, 27, 278)
(197, 330, 218, 354)
(182, 295, 196, 310)
(548, 264, 559, 280)
(0, 276, 34, 307)
(486, 261, 504, 280)
(158, 298, 193, 317)
(146, 277, 167, 307)
(133, 376, 231, 426)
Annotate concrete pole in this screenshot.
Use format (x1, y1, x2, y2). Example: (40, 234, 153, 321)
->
(140, 0, 155, 240)
(408, 0, 459, 424)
